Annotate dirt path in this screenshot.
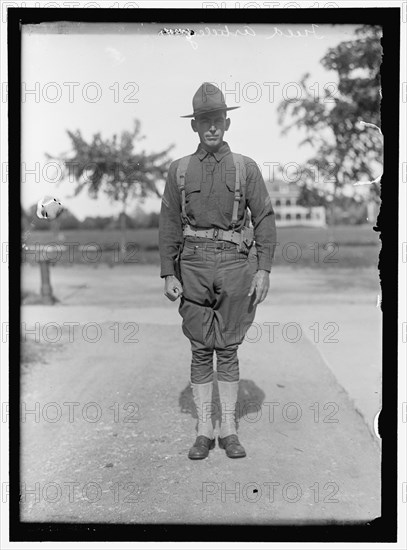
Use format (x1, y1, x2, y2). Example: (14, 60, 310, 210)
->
(22, 263, 382, 430)
(20, 300, 380, 522)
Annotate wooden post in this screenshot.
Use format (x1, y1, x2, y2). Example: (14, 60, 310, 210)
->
(23, 244, 62, 304)
(39, 259, 56, 304)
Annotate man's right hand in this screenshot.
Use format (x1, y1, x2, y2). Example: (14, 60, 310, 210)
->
(164, 275, 183, 301)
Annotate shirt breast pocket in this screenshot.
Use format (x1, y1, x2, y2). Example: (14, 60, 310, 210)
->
(185, 179, 201, 201)
(184, 178, 202, 223)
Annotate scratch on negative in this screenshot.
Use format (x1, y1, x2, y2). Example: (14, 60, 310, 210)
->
(354, 121, 383, 186)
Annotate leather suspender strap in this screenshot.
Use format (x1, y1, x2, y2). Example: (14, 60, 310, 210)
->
(231, 153, 246, 228)
(177, 153, 246, 228)
(176, 155, 192, 224)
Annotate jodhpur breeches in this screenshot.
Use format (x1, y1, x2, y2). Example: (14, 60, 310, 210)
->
(178, 239, 258, 384)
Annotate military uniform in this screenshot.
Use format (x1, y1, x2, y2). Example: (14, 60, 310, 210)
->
(159, 83, 277, 459)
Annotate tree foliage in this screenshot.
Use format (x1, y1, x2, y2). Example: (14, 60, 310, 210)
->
(48, 119, 174, 211)
(297, 185, 327, 208)
(48, 119, 173, 253)
(278, 25, 383, 201)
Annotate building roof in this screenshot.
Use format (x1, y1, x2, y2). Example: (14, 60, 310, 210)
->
(265, 179, 301, 196)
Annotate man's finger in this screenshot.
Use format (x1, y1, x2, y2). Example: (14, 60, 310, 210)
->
(260, 282, 270, 304)
(165, 289, 178, 302)
(248, 279, 257, 296)
(254, 283, 267, 306)
(252, 283, 260, 305)
(173, 285, 184, 298)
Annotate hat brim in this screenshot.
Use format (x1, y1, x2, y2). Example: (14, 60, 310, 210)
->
(180, 106, 240, 118)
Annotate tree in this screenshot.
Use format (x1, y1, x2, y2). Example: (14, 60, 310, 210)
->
(81, 216, 113, 230)
(278, 25, 383, 224)
(59, 209, 80, 230)
(130, 204, 150, 228)
(49, 120, 174, 256)
(297, 185, 327, 208)
(148, 212, 160, 228)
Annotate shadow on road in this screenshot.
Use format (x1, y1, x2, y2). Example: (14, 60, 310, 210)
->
(179, 376, 266, 430)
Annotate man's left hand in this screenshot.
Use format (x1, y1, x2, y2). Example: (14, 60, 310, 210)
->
(248, 269, 270, 306)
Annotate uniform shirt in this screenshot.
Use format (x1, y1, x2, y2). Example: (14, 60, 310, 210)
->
(159, 141, 277, 277)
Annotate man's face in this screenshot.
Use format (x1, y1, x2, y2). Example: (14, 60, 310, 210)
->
(191, 110, 230, 151)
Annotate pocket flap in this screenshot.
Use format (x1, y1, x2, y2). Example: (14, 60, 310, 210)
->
(185, 178, 201, 195)
(225, 174, 237, 193)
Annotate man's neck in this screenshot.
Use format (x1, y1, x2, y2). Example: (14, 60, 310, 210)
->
(200, 140, 225, 153)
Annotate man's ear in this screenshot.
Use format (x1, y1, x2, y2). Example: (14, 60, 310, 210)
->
(191, 119, 198, 133)
(225, 118, 231, 131)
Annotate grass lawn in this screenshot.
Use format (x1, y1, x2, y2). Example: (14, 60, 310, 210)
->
(26, 224, 380, 247)
(23, 225, 381, 269)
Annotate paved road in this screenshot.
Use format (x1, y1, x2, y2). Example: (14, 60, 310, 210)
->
(20, 264, 381, 523)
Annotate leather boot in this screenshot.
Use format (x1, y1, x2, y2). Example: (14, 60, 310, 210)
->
(218, 434, 246, 458)
(218, 380, 246, 458)
(188, 435, 215, 459)
(189, 381, 215, 459)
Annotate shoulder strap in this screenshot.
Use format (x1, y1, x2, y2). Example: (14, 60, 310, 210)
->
(176, 155, 192, 224)
(231, 153, 246, 228)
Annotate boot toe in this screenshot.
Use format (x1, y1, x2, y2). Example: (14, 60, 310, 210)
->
(188, 436, 215, 460)
(218, 435, 246, 458)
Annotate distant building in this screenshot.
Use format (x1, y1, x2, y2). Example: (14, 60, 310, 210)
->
(266, 180, 326, 227)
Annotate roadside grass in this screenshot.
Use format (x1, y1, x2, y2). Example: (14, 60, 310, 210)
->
(21, 338, 64, 372)
(23, 225, 380, 269)
(26, 224, 380, 247)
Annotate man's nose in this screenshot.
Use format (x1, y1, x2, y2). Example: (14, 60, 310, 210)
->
(209, 122, 217, 132)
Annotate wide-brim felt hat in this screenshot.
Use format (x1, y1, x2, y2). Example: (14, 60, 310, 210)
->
(181, 82, 240, 118)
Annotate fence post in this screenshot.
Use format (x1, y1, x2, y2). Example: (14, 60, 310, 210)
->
(39, 258, 57, 304)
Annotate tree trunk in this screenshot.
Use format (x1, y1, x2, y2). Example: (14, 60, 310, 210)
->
(51, 218, 61, 242)
(39, 259, 56, 304)
(329, 201, 336, 226)
(120, 203, 127, 262)
(327, 173, 340, 243)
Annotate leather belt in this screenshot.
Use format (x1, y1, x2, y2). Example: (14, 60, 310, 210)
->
(183, 225, 241, 245)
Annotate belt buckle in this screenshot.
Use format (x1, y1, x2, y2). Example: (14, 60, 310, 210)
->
(213, 228, 219, 240)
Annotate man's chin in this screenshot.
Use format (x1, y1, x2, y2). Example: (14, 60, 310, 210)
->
(204, 139, 222, 150)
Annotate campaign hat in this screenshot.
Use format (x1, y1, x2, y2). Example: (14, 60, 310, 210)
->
(181, 82, 240, 118)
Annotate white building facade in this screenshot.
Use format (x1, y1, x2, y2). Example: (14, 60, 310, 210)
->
(266, 181, 326, 227)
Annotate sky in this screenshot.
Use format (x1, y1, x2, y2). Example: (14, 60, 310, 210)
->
(21, 22, 363, 220)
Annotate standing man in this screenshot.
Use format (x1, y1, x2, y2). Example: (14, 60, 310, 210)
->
(159, 83, 276, 460)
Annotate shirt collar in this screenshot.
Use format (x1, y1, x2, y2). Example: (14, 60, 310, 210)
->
(195, 141, 231, 162)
